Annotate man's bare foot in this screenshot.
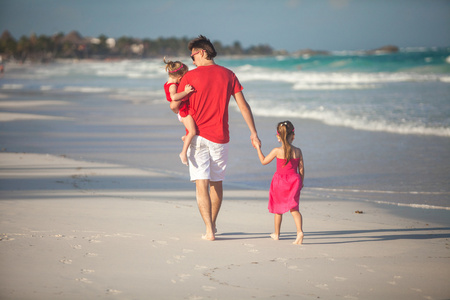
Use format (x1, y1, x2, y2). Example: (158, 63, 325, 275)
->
(293, 232, 304, 245)
(179, 153, 188, 166)
(270, 233, 279, 240)
(202, 233, 215, 241)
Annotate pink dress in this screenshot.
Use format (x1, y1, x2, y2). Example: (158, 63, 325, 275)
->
(268, 158, 302, 214)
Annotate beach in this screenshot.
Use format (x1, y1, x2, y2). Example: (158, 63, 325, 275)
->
(1, 153, 449, 300)
(1, 79, 449, 300)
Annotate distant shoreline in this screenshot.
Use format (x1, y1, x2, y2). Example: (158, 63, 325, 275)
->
(1, 29, 407, 64)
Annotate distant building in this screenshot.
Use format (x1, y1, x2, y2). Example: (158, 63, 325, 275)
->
(106, 38, 116, 49)
(131, 43, 144, 55)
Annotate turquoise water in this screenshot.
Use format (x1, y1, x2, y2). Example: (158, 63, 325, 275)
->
(218, 48, 450, 137)
(3, 47, 449, 137)
(220, 48, 450, 73)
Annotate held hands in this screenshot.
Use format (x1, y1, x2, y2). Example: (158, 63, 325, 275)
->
(251, 134, 261, 149)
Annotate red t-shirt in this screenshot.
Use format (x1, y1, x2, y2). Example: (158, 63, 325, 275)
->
(164, 82, 190, 118)
(178, 65, 243, 144)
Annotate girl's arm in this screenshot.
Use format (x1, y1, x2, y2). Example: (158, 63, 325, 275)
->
(170, 84, 194, 102)
(170, 84, 193, 113)
(256, 145, 278, 165)
(298, 148, 304, 184)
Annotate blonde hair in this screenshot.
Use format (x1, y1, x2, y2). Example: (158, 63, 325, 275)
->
(277, 120, 295, 165)
(163, 57, 188, 77)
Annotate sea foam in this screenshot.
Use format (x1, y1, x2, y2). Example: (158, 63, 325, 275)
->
(249, 105, 450, 137)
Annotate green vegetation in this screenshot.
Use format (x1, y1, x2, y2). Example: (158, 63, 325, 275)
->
(0, 30, 276, 62)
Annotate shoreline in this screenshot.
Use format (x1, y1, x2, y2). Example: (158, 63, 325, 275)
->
(1, 152, 449, 299)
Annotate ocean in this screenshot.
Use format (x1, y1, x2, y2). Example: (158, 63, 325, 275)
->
(1, 47, 450, 212)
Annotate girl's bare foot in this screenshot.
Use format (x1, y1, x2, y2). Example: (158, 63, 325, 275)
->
(179, 153, 188, 166)
(270, 233, 279, 240)
(293, 232, 304, 245)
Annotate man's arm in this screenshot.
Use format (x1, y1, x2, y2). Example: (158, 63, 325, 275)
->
(233, 91, 261, 148)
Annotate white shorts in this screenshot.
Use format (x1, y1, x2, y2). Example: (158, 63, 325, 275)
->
(188, 136, 229, 182)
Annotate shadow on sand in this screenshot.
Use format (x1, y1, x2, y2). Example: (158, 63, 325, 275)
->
(216, 227, 450, 244)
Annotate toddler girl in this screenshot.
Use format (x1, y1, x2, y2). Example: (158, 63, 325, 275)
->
(256, 120, 305, 244)
(163, 58, 196, 165)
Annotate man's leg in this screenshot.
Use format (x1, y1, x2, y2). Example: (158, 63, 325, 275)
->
(196, 179, 215, 240)
(209, 181, 223, 233)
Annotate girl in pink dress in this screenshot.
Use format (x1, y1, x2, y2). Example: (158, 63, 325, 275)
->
(256, 121, 305, 244)
(163, 58, 195, 166)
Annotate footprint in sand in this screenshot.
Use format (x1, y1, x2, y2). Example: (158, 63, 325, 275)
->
(315, 283, 329, 290)
(81, 269, 95, 274)
(194, 265, 208, 271)
(106, 289, 122, 295)
(72, 244, 82, 250)
(334, 276, 348, 282)
(172, 273, 191, 283)
(357, 264, 375, 273)
(59, 259, 73, 264)
(76, 278, 92, 284)
(167, 255, 186, 264)
(243, 243, 259, 253)
(388, 275, 402, 285)
(202, 286, 216, 291)
(84, 252, 98, 257)
(155, 240, 168, 245)
(321, 253, 335, 261)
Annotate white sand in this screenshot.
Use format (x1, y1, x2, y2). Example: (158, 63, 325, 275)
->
(0, 99, 72, 121)
(1, 152, 449, 300)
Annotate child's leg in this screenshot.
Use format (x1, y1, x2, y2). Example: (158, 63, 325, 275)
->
(180, 115, 197, 165)
(290, 209, 304, 245)
(270, 214, 282, 240)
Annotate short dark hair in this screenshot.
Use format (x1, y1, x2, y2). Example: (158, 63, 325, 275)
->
(188, 35, 217, 59)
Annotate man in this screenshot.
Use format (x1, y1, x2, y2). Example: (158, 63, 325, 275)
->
(171, 35, 260, 241)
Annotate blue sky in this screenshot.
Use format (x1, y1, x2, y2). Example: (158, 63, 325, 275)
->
(1, 0, 449, 51)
